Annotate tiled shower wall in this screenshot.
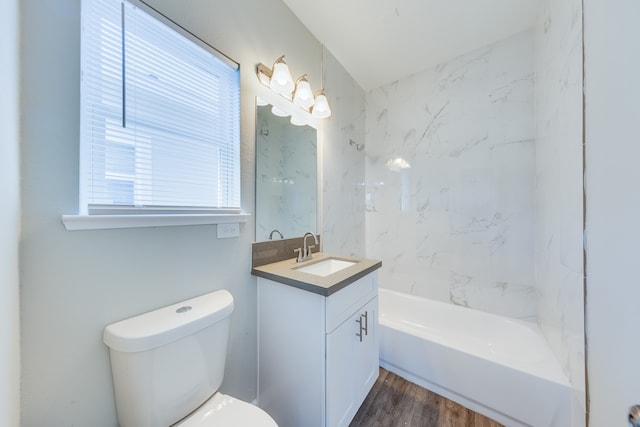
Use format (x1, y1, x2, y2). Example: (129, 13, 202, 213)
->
(365, 31, 537, 321)
(322, 47, 367, 257)
(535, 0, 585, 420)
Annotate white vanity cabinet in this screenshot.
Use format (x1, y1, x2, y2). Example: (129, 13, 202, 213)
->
(257, 271, 379, 427)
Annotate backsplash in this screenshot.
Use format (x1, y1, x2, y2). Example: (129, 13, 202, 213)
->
(251, 235, 321, 268)
(365, 31, 536, 321)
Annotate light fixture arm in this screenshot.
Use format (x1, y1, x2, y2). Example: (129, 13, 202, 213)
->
(272, 54, 286, 67)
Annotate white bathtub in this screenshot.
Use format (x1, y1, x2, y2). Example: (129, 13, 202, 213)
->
(378, 288, 571, 427)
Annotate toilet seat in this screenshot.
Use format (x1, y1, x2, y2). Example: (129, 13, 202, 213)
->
(174, 392, 278, 427)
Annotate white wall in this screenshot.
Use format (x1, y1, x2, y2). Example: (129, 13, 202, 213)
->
(365, 32, 537, 320)
(534, 0, 586, 422)
(584, 0, 640, 424)
(19, 0, 363, 425)
(0, 0, 21, 425)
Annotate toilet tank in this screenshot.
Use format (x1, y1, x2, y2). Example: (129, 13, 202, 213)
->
(103, 290, 234, 427)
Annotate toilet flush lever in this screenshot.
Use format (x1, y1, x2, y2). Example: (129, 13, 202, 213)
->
(629, 405, 640, 427)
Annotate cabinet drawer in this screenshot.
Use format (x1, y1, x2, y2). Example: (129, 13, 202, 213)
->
(326, 272, 377, 333)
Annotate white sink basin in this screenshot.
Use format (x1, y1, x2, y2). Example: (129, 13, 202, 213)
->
(295, 258, 357, 277)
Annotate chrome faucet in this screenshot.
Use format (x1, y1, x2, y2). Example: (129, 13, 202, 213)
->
(303, 232, 318, 258)
(294, 232, 318, 262)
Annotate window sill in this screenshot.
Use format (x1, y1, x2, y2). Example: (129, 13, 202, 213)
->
(61, 213, 251, 231)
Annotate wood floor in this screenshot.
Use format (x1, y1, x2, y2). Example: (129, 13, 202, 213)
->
(350, 368, 505, 427)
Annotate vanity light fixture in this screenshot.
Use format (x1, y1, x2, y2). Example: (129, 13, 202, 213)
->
(293, 74, 314, 109)
(271, 105, 290, 118)
(311, 90, 331, 119)
(269, 55, 294, 95)
(312, 46, 331, 118)
(256, 64, 272, 87)
(290, 114, 307, 126)
(256, 54, 331, 121)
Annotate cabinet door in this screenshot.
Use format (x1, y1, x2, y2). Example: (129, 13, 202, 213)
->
(353, 297, 378, 408)
(326, 296, 379, 427)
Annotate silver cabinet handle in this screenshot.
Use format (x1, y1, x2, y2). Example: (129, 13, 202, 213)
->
(362, 311, 368, 336)
(355, 311, 368, 342)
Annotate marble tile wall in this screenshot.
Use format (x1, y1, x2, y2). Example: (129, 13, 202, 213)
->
(535, 0, 585, 420)
(321, 47, 367, 257)
(365, 31, 537, 321)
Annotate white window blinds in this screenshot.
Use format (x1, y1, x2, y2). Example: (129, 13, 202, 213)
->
(80, 0, 240, 214)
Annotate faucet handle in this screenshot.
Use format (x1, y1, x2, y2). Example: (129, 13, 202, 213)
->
(306, 245, 315, 258)
(293, 248, 303, 262)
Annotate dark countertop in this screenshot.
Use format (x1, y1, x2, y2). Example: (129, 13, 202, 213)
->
(251, 252, 382, 297)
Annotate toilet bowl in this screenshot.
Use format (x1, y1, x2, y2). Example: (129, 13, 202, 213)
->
(174, 392, 276, 426)
(103, 290, 277, 427)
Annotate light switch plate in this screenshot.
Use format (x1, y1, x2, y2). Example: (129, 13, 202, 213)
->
(217, 223, 240, 238)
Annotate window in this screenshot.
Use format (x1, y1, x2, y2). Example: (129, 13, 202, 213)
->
(79, 0, 240, 216)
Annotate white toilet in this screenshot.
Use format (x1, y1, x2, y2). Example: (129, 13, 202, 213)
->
(103, 290, 277, 427)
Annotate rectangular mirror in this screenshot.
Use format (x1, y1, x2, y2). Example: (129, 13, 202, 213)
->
(255, 98, 318, 242)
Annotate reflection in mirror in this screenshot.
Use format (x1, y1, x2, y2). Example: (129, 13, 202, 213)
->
(255, 100, 317, 242)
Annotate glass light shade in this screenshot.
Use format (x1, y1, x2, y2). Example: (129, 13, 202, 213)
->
(271, 105, 290, 117)
(311, 91, 331, 119)
(270, 60, 294, 95)
(290, 114, 306, 126)
(293, 77, 314, 109)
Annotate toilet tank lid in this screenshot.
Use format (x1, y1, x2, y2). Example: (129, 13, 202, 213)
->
(103, 289, 234, 353)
